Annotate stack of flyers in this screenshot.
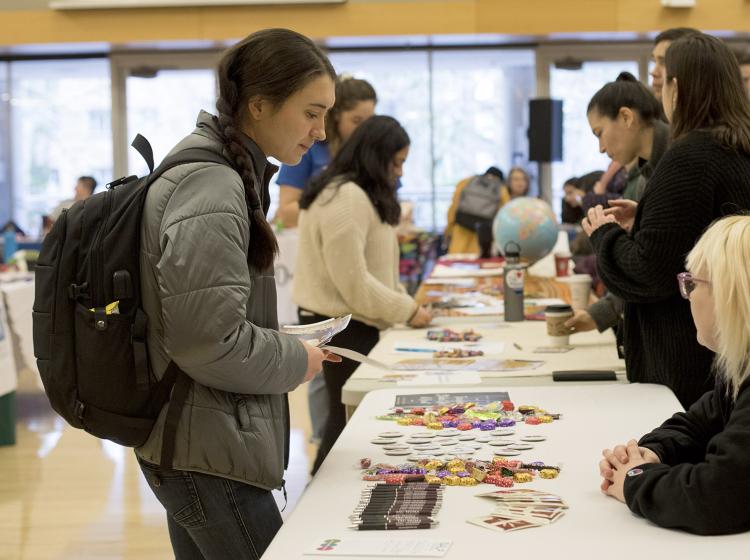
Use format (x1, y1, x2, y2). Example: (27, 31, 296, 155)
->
(467, 489, 568, 532)
(280, 315, 351, 347)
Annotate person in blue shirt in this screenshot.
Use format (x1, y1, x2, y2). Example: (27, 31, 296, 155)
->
(274, 75, 378, 228)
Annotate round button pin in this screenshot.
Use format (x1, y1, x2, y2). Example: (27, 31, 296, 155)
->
(493, 450, 521, 456)
(384, 449, 411, 456)
(493, 428, 515, 437)
(378, 431, 404, 438)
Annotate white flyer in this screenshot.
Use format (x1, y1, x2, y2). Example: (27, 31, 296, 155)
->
(323, 345, 392, 370)
(304, 537, 451, 557)
(281, 314, 351, 347)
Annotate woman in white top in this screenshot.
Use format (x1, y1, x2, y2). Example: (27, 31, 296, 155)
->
(295, 115, 431, 473)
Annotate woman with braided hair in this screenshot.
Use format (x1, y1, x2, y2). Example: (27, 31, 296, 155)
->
(135, 29, 340, 559)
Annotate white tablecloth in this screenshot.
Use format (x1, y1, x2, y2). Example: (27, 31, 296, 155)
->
(0, 292, 17, 396)
(0, 276, 40, 391)
(342, 317, 625, 407)
(263, 383, 750, 559)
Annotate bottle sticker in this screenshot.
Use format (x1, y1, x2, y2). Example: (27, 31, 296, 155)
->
(506, 269, 525, 290)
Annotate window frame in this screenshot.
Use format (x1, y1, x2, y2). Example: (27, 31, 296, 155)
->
(110, 50, 223, 178)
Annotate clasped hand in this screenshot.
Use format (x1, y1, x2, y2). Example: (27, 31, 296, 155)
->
(599, 439, 660, 502)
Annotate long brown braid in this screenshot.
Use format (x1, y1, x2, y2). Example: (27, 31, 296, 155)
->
(215, 29, 336, 271)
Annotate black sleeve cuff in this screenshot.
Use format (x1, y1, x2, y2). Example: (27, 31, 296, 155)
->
(588, 221, 622, 253)
(637, 443, 665, 463)
(587, 295, 620, 332)
(623, 461, 671, 511)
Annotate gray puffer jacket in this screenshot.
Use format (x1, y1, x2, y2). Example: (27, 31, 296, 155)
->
(135, 111, 308, 490)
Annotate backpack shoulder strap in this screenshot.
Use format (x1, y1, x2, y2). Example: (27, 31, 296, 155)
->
(157, 363, 191, 470)
(151, 147, 232, 181)
(130, 133, 233, 186)
(478, 172, 502, 191)
(132, 134, 156, 174)
(463, 174, 482, 190)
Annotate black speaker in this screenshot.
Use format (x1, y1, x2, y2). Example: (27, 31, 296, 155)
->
(528, 98, 563, 162)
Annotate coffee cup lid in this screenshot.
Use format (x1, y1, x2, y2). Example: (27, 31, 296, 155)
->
(545, 304, 573, 313)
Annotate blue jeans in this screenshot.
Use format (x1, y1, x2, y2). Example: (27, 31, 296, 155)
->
(138, 458, 282, 560)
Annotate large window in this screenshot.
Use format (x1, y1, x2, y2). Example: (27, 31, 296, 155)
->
(10, 59, 112, 236)
(327, 48, 534, 230)
(432, 50, 534, 229)
(5, 44, 657, 235)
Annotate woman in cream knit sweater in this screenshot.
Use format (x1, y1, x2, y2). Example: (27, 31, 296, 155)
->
(295, 115, 431, 473)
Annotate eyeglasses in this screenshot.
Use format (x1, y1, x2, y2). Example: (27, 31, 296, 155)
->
(677, 272, 709, 299)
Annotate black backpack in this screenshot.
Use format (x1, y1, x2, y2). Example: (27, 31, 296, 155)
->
(454, 171, 505, 232)
(32, 135, 229, 469)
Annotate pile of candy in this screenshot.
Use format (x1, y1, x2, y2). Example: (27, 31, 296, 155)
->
(377, 401, 560, 430)
(433, 348, 484, 358)
(426, 328, 482, 343)
(359, 458, 560, 488)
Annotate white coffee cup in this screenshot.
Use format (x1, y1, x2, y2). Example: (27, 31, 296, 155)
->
(559, 273, 592, 310)
(545, 304, 574, 347)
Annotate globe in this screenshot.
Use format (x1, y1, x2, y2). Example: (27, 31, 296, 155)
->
(493, 197, 559, 263)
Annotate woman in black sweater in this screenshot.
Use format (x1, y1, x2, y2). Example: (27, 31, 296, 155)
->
(583, 33, 750, 408)
(598, 215, 750, 535)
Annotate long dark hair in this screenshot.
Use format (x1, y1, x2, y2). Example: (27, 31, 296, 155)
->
(216, 28, 335, 270)
(325, 76, 378, 155)
(587, 71, 661, 125)
(666, 33, 750, 154)
(653, 27, 700, 45)
(300, 115, 408, 226)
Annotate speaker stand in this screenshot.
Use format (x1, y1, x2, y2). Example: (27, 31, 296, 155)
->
(538, 161, 553, 204)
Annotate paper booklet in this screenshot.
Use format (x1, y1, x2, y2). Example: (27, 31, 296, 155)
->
(281, 315, 351, 347)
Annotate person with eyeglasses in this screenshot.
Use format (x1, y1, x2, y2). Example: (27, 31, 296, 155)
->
(583, 33, 750, 408)
(597, 215, 750, 535)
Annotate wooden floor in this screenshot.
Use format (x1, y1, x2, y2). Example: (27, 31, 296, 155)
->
(0, 367, 319, 560)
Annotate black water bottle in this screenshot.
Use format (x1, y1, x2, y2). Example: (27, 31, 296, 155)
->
(503, 241, 524, 322)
